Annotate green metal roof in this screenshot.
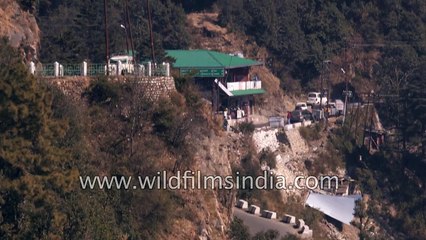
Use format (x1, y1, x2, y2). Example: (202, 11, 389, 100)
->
(166, 50, 262, 69)
(230, 89, 266, 96)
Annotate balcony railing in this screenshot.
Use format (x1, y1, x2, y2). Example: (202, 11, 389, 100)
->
(226, 80, 262, 91)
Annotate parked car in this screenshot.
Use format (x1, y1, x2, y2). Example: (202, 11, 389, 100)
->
(290, 110, 304, 123)
(307, 92, 328, 106)
(312, 109, 324, 121)
(295, 102, 308, 111)
(302, 110, 314, 121)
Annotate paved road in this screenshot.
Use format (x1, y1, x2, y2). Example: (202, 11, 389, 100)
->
(233, 207, 299, 238)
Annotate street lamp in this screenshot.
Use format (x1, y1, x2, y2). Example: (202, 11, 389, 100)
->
(120, 24, 130, 55)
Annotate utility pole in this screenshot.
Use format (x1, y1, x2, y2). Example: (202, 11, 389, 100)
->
(368, 93, 376, 152)
(125, 0, 135, 64)
(343, 45, 349, 124)
(104, 0, 110, 75)
(362, 91, 373, 147)
(320, 61, 324, 109)
(321, 60, 331, 109)
(146, 0, 156, 64)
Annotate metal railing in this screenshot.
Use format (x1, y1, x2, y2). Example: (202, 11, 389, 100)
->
(152, 64, 167, 76)
(227, 80, 262, 91)
(39, 63, 55, 77)
(88, 64, 106, 76)
(61, 64, 82, 76)
(30, 61, 170, 78)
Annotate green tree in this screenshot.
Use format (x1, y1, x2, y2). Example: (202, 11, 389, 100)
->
(229, 217, 250, 240)
(37, 0, 190, 63)
(0, 38, 77, 238)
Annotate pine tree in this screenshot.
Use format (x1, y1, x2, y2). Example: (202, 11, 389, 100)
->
(0, 38, 77, 239)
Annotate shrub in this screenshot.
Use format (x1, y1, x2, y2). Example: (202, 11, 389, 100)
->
(252, 229, 279, 240)
(238, 122, 255, 135)
(85, 77, 119, 104)
(281, 234, 300, 240)
(259, 149, 277, 169)
(228, 217, 250, 240)
(276, 130, 290, 146)
(299, 124, 322, 142)
(174, 77, 202, 110)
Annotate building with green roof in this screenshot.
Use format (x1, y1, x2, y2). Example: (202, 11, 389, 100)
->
(166, 49, 265, 118)
(166, 49, 262, 72)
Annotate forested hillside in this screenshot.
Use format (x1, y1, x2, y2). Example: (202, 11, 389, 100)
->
(218, 0, 425, 85)
(20, 0, 425, 90)
(216, 1, 426, 239)
(5, 0, 426, 239)
(0, 39, 232, 239)
(19, 0, 190, 62)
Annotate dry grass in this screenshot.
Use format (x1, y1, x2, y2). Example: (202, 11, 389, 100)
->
(252, 65, 298, 116)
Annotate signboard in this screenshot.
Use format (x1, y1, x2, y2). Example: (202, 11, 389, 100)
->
(180, 68, 225, 77)
(343, 90, 353, 97)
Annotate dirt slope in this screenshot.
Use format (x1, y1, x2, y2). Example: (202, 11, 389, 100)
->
(0, 0, 40, 61)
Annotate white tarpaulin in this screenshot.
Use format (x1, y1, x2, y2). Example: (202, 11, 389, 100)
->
(305, 192, 362, 224)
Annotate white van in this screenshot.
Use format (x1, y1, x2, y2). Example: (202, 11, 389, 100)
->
(329, 99, 344, 115)
(295, 102, 308, 111)
(307, 92, 327, 106)
(110, 55, 134, 74)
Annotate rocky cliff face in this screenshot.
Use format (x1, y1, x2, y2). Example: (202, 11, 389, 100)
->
(0, 0, 40, 61)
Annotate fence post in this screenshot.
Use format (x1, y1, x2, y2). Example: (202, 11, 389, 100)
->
(54, 61, 59, 77)
(139, 64, 145, 76)
(59, 64, 64, 77)
(165, 62, 170, 77)
(29, 61, 36, 75)
(117, 61, 122, 75)
(82, 61, 87, 76)
(147, 61, 152, 76)
(162, 62, 165, 76)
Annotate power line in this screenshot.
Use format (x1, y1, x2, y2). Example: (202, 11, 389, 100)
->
(146, 0, 156, 63)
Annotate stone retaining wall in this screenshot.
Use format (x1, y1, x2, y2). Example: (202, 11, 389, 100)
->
(43, 76, 176, 101)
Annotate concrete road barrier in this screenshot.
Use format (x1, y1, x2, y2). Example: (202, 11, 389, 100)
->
(282, 214, 296, 224)
(284, 124, 293, 131)
(261, 210, 277, 219)
(293, 219, 305, 231)
(236, 199, 249, 209)
(248, 205, 261, 215)
(299, 225, 313, 238)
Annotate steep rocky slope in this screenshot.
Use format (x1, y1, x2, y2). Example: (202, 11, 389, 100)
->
(0, 0, 40, 61)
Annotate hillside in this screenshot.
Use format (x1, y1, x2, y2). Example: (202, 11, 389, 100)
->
(0, 0, 39, 61)
(1, 1, 425, 240)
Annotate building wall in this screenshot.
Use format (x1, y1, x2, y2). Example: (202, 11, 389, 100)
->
(228, 67, 249, 82)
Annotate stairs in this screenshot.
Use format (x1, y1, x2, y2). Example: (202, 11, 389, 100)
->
(214, 78, 233, 96)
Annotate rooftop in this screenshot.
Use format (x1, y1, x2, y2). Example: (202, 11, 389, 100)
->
(166, 49, 262, 69)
